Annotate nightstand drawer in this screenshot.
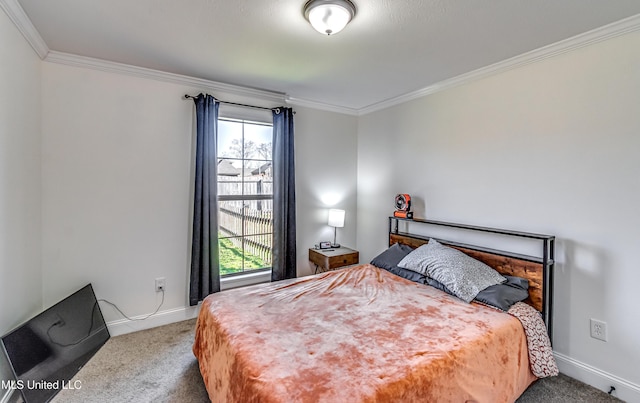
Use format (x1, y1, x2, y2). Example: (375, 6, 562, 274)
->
(309, 247, 359, 273)
(327, 252, 359, 268)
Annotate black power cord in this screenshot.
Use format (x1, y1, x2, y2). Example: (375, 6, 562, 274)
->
(46, 301, 99, 347)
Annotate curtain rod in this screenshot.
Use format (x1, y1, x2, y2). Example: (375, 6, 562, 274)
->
(183, 94, 288, 113)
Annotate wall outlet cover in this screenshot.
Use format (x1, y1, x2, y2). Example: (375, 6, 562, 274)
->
(155, 277, 166, 292)
(590, 318, 608, 342)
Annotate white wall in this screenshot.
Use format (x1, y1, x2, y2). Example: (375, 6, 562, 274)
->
(40, 62, 358, 328)
(357, 30, 640, 398)
(41, 63, 199, 323)
(293, 106, 358, 276)
(0, 7, 42, 399)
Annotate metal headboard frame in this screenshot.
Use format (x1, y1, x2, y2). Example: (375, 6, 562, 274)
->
(389, 217, 555, 341)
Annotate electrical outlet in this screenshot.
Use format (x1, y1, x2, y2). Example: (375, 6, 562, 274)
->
(590, 318, 607, 341)
(155, 277, 166, 292)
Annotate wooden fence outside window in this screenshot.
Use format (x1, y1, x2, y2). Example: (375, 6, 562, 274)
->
(218, 179, 273, 271)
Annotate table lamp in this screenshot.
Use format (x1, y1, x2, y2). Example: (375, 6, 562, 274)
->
(328, 209, 345, 248)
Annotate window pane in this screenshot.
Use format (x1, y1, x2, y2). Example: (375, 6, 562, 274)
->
(217, 176, 242, 195)
(218, 235, 272, 275)
(241, 198, 273, 217)
(219, 200, 272, 236)
(245, 123, 273, 160)
(218, 200, 243, 238)
(243, 235, 272, 269)
(243, 160, 272, 196)
(242, 207, 272, 237)
(217, 158, 242, 196)
(218, 236, 244, 276)
(218, 120, 243, 159)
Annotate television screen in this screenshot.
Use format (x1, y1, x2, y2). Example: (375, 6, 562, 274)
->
(1, 284, 110, 403)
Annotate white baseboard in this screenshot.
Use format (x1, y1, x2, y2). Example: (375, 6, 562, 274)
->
(106, 305, 200, 337)
(106, 272, 270, 337)
(555, 352, 640, 402)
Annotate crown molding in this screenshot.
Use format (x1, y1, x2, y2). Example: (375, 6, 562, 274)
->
(286, 96, 359, 116)
(359, 13, 640, 115)
(0, 0, 48, 58)
(45, 51, 286, 104)
(4, 0, 640, 116)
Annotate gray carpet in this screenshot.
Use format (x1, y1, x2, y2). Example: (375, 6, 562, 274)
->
(52, 319, 208, 403)
(51, 319, 622, 403)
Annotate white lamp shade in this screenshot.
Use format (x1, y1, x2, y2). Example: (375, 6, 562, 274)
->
(328, 209, 345, 228)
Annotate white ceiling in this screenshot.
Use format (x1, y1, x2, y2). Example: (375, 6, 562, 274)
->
(15, 0, 640, 111)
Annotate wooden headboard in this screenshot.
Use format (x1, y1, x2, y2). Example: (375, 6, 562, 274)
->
(389, 217, 555, 341)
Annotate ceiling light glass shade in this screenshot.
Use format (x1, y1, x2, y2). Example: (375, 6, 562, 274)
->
(304, 0, 356, 36)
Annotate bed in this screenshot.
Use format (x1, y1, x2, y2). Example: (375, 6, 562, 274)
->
(193, 218, 557, 402)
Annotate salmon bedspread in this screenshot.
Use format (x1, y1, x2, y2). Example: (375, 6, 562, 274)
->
(193, 264, 537, 402)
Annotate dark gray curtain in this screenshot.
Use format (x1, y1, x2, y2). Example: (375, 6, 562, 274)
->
(189, 93, 220, 305)
(271, 108, 297, 281)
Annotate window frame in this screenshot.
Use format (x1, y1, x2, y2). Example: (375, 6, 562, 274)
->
(216, 115, 274, 278)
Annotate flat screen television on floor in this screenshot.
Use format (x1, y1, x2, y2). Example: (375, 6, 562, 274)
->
(1, 284, 110, 403)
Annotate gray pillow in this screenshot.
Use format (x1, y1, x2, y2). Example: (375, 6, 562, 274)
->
(387, 265, 427, 283)
(397, 238, 506, 302)
(370, 243, 414, 270)
(474, 281, 529, 311)
(427, 275, 529, 311)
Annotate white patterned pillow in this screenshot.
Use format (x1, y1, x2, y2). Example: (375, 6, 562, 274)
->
(397, 239, 506, 302)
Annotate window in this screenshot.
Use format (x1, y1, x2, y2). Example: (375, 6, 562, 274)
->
(217, 118, 273, 276)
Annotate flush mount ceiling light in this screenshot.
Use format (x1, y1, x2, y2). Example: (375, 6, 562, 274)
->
(303, 0, 356, 36)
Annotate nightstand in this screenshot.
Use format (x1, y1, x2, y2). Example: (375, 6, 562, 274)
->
(309, 247, 359, 274)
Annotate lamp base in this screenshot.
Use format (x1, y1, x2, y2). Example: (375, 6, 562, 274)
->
(331, 227, 341, 249)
